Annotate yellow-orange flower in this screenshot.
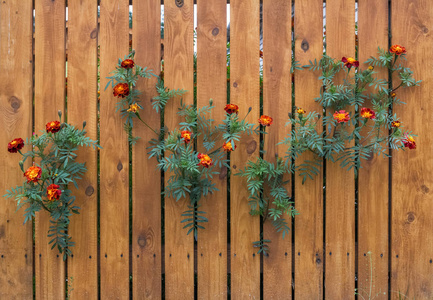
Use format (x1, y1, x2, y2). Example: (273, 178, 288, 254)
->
(342, 57, 359, 68)
(390, 45, 406, 55)
(403, 134, 416, 150)
(368, 66, 374, 71)
(223, 141, 236, 152)
(8, 138, 24, 153)
(47, 184, 61, 201)
(391, 121, 401, 128)
(24, 166, 42, 183)
(224, 104, 239, 115)
(333, 110, 350, 123)
(181, 130, 192, 144)
(258, 115, 273, 127)
(297, 108, 306, 115)
(197, 153, 213, 168)
(127, 103, 140, 113)
(391, 92, 396, 98)
(360, 107, 376, 119)
(113, 83, 130, 98)
(46, 121, 61, 133)
(121, 59, 135, 69)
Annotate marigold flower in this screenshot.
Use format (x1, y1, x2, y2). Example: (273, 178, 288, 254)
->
(390, 45, 406, 56)
(47, 184, 61, 201)
(113, 83, 130, 98)
(297, 108, 306, 115)
(258, 115, 273, 127)
(368, 66, 374, 71)
(223, 141, 236, 152)
(121, 59, 135, 69)
(46, 121, 61, 133)
(391, 121, 401, 128)
(127, 103, 140, 113)
(7, 138, 24, 153)
(403, 134, 416, 150)
(333, 110, 350, 123)
(197, 153, 213, 168)
(181, 130, 192, 144)
(391, 92, 396, 98)
(24, 166, 42, 183)
(360, 107, 376, 119)
(224, 104, 239, 114)
(342, 57, 359, 69)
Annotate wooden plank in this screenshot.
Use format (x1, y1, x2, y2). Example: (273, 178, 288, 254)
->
(325, 1, 356, 299)
(196, 0, 227, 298)
(0, 1, 33, 299)
(132, 1, 162, 299)
(67, 1, 98, 299)
(34, 0, 66, 298)
(357, 1, 389, 298)
(99, 0, 130, 298)
(164, 0, 195, 298)
(262, 0, 292, 298)
(391, 0, 433, 298)
(230, 0, 260, 298)
(293, 0, 324, 298)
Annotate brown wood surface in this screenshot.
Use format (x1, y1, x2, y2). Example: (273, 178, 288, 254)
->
(357, 1, 389, 298)
(262, 0, 292, 298)
(0, 1, 33, 299)
(34, 0, 66, 298)
(196, 0, 228, 299)
(294, 0, 324, 298)
(164, 0, 195, 299)
(325, 0, 356, 298)
(391, 0, 433, 298)
(99, 0, 130, 298)
(132, 1, 162, 299)
(230, 0, 261, 298)
(67, 1, 98, 299)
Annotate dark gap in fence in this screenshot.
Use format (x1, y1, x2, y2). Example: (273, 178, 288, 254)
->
(193, 5, 198, 300)
(387, 1, 392, 299)
(129, 6, 133, 299)
(354, 1, 359, 298)
(96, 6, 101, 299)
(32, 4, 36, 300)
(322, 1, 327, 299)
(226, 5, 231, 297)
(259, 2, 264, 299)
(64, 1, 69, 298)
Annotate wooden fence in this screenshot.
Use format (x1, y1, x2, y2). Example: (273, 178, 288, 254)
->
(0, 0, 432, 299)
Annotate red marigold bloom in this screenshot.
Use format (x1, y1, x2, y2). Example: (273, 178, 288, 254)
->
(121, 59, 135, 69)
(24, 166, 42, 183)
(391, 121, 401, 128)
(297, 108, 306, 115)
(46, 121, 61, 133)
(224, 104, 239, 114)
(342, 57, 359, 68)
(403, 134, 416, 150)
(47, 184, 61, 201)
(360, 107, 376, 119)
(223, 141, 236, 152)
(197, 153, 213, 168)
(333, 110, 350, 123)
(181, 130, 192, 144)
(7, 138, 24, 153)
(258, 115, 273, 127)
(390, 45, 406, 56)
(113, 83, 130, 98)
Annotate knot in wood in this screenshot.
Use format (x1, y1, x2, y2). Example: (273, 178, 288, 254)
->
(407, 212, 416, 223)
(85, 185, 94, 196)
(212, 27, 219, 36)
(301, 39, 309, 52)
(175, 0, 184, 8)
(246, 140, 257, 154)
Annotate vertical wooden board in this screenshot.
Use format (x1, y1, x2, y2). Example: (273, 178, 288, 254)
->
(262, 0, 292, 298)
(230, 0, 260, 298)
(325, 1, 356, 299)
(293, 0, 324, 298)
(132, 1, 162, 299)
(391, 0, 433, 298)
(34, 0, 66, 298)
(357, 0, 389, 297)
(67, 1, 98, 299)
(0, 1, 33, 299)
(99, 0, 130, 298)
(164, 0, 194, 299)
(196, 0, 227, 298)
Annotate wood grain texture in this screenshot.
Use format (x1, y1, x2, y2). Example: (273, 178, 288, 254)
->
(262, 0, 292, 298)
(164, 0, 195, 298)
(294, 0, 324, 298)
(196, 0, 228, 298)
(0, 1, 33, 299)
(357, 1, 389, 298)
(230, 0, 260, 298)
(391, 0, 433, 298)
(34, 0, 66, 298)
(132, 1, 162, 299)
(67, 1, 98, 299)
(325, 0, 356, 299)
(99, 0, 130, 298)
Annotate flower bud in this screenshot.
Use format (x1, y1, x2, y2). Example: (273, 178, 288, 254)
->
(83, 121, 87, 129)
(58, 110, 62, 120)
(248, 107, 252, 113)
(19, 161, 24, 172)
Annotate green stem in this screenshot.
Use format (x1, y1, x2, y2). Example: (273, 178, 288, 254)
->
(135, 113, 159, 136)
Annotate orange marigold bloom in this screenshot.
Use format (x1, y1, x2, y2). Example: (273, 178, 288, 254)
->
(391, 92, 396, 98)
(391, 121, 401, 128)
(127, 103, 140, 113)
(403, 134, 416, 150)
(47, 184, 61, 201)
(46, 121, 61, 133)
(121, 59, 135, 69)
(258, 115, 273, 127)
(368, 66, 374, 71)
(181, 130, 192, 144)
(360, 107, 376, 119)
(8, 138, 24, 153)
(24, 166, 42, 183)
(342, 57, 359, 69)
(333, 110, 350, 123)
(297, 108, 306, 115)
(224, 104, 239, 115)
(113, 83, 130, 98)
(390, 45, 406, 55)
(223, 141, 236, 152)
(197, 153, 213, 168)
